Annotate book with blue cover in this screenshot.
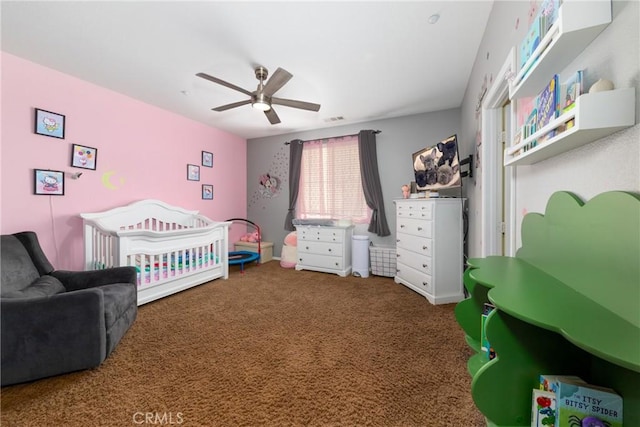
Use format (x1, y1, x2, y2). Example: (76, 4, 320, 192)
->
(537, 74, 559, 131)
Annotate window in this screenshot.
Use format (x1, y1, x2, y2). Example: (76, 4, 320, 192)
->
(296, 136, 370, 223)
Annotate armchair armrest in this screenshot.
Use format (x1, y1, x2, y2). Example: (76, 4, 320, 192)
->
(52, 266, 137, 292)
(1, 289, 107, 386)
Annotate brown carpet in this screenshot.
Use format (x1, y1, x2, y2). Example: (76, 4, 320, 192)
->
(1, 262, 484, 427)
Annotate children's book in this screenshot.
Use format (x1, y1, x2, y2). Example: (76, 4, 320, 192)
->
(539, 0, 560, 35)
(520, 15, 541, 70)
(480, 302, 495, 357)
(539, 375, 623, 427)
(531, 389, 556, 427)
(537, 74, 559, 130)
(558, 70, 584, 114)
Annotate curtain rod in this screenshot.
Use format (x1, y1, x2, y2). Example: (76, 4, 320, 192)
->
(284, 130, 381, 145)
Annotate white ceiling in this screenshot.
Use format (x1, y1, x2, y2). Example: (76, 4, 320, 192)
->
(1, 1, 494, 140)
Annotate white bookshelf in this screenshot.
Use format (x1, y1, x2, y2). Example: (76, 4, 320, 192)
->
(504, 88, 635, 166)
(509, 0, 611, 100)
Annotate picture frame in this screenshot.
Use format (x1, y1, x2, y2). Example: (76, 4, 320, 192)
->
(34, 169, 65, 195)
(202, 151, 213, 168)
(34, 108, 65, 139)
(71, 144, 98, 170)
(187, 164, 200, 181)
(202, 184, 213, 200)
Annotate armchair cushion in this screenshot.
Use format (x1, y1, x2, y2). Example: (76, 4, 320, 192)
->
(0, 235, 41, 296)
(1, 275, 65, 298)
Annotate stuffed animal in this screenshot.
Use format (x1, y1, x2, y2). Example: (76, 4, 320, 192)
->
(240, 231, 260, 243)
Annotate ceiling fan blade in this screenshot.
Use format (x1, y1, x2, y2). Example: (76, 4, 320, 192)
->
(212, 99, 251, 112)
(264, 108, 281, 125)
(196, 72, 253, 96)
(272, 97, 321, 112)
(262, 68, 293, 97)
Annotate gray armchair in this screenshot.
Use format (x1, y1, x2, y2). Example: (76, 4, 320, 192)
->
(1, 231, 137, 386)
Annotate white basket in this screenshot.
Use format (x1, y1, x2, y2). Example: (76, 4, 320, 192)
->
(369, 244, 396, 277)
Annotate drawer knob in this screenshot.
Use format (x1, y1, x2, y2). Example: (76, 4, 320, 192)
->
(396, 239, 400, 243)
(400, 225, 405, 228)
(306, 246, 309, 250)
(422, 263, 428, 268)
(422, 245, 428, 250)
(422, 282, 429, 286)
(396, 254, 400, 257)
(328, 248, 332, 252)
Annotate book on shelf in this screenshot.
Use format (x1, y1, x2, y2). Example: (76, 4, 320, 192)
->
(518, 0, 560, 76)
(480, 302, 495, 359)
(523, 107, 538, 151)
(539, 375, 623, 427)
(537, 74, 559, 131)
(531, 389, 556, 427)
(519, 14, 541, 70)
(539, 0, 560, 35)
(558, 70, 584, 115)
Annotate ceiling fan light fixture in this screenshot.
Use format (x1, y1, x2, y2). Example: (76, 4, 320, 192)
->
(252, 100, 271, 111)
(252, 93, 271, 111)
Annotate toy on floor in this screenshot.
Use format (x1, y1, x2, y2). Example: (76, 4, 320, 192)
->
(227, 218, 261, 274)
(280, 231, 298, 269)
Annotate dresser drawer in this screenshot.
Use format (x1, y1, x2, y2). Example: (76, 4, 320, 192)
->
(395, 262, 433, 294)
(298, 240, 342, 256)
(397, 217, 432, 238)
(298, 253, 344, 271)
(396, 202, 433, 220)
(298, 227, 344, 243)
(395, 232, 433, 256)
(396, 248, 432, 276)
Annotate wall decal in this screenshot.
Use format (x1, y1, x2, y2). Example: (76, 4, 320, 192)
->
(102, 170, 125, 190)
(249, 144, 289, 209)
(258, 173, 280, 198)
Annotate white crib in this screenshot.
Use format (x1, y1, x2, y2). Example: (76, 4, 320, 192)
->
(81, 199, 230, 305)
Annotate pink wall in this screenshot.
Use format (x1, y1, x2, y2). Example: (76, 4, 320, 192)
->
(1, 52, 247, 270)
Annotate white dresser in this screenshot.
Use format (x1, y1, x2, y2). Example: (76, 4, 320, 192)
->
(294, 225, 354, 277)
(394, 198, 464, 304)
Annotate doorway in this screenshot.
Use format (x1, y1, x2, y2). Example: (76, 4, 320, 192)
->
(481, 48, 516, 257)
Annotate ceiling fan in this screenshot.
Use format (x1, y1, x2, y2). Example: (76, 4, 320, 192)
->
(196, 66, 321, 125)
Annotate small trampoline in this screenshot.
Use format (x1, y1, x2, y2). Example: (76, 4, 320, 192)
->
(226, 218, 262, 274)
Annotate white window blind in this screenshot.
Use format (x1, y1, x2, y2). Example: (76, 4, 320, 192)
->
(297, 136, 370, 223)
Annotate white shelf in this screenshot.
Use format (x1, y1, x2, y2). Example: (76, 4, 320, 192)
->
(509, 0, 611, 99)
(504, 88, 635, 166)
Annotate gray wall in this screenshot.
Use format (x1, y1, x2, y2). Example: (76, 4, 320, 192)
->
(247, 109, 461, 257)
(459, 0, 639, 257)
(247, 0, 639, 259)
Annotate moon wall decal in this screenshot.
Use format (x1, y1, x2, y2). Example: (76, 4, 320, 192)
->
(101, 170, 124, 190)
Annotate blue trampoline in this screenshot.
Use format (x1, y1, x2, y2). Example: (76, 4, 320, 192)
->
(227, 218, 262, 274)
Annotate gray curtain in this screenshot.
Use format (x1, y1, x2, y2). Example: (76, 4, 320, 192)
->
(284, 139, 304, 231)
(358, 130, 390, 236)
